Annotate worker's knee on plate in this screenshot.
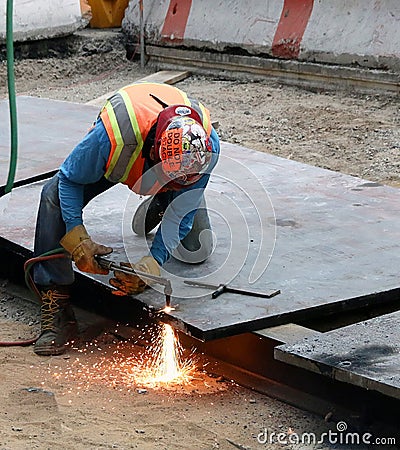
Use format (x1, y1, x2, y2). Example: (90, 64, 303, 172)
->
(174, 206, 214, 264)
(173, 228, 215, 264)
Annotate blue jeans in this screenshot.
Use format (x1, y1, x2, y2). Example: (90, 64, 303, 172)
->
(33, 174, 114, 287)
(33, 175, 213, 286)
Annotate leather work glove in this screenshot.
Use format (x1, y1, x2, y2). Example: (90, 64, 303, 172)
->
(109, 256, 160, 296)
(60, 224, 113, 274)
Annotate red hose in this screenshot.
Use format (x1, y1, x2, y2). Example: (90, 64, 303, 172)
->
(0, 252, 68, 347)
(0, 337, 37, 346)
(24, 253, 67, 298)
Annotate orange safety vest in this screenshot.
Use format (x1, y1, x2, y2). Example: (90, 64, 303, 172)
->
(100, 82, 212, 194)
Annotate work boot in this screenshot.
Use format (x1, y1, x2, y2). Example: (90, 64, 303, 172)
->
(34, 287, 78, 356)
(132, 193, 169, 236)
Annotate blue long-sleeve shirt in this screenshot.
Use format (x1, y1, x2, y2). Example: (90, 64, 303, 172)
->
(58, 118, 220, 265)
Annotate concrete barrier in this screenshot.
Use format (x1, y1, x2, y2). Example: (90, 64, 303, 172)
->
(0, 0, 85, 43)
(122, 0, 400, 71)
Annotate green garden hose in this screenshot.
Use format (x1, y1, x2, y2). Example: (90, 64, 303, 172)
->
(5, 0, 18, 194)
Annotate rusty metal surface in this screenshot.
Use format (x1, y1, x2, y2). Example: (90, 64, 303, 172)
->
(0, 96, 98, 186)
(275, 311, 400, 400)
(1, 99, 400, 341)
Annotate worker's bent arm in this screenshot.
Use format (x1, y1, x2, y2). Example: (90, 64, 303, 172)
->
(150, 128, 220, 265)
(58, 118, 111, 231)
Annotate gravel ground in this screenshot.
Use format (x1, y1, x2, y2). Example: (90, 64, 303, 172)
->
(1, 30, 398, 187)
(0, 29, 399, 449)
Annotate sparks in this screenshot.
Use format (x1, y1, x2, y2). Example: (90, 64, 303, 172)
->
(48, 323, 196, 392)
(149, 324, 181, 382)
(138, 323, 193, 386)
(160, 306, 175, 313)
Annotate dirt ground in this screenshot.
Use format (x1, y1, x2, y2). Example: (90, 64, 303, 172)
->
(0, 285, 347, 450)
(0, 29, 399, 449)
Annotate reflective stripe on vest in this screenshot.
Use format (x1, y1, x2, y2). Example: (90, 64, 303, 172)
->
(103, 91, 144, 183)
(102, 82, 211, 187)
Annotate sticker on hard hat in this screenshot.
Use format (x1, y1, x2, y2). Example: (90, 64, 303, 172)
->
(175, 106, 191, 116)
(160, 129, 182, 172)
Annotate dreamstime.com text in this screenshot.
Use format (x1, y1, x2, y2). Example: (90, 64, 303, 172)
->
(257, 421, 396, 446)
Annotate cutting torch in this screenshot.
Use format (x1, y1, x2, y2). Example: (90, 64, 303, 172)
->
(96, 256, 173, 308)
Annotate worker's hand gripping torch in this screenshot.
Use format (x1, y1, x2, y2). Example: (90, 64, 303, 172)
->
(96, 256, 173, 310)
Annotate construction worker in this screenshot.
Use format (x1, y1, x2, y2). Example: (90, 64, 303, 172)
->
(33, 81, 220, 356)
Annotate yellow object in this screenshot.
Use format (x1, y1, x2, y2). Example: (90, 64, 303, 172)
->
(136, 256, 161, 280)
(88, 0, 129, 28)
(60, 225, 90, 254)
(109, 256, 161, 295)
(60, 225, 113, 274)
